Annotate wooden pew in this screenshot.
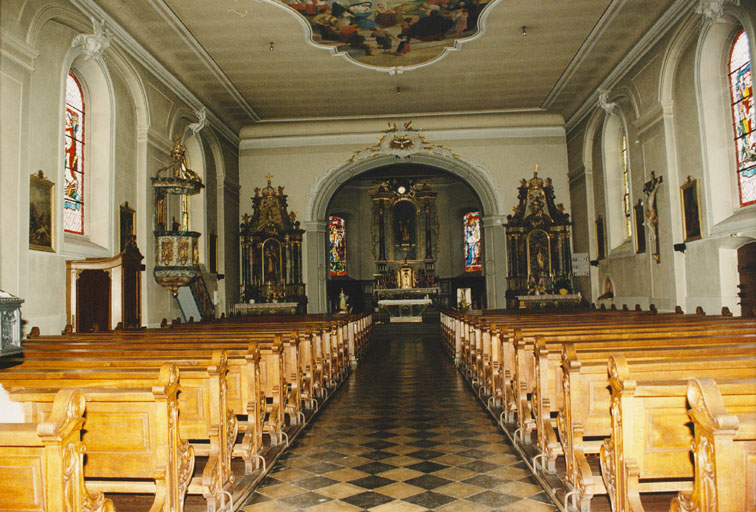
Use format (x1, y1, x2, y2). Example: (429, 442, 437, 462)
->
(9, 365, 192, 512)
(670, 377, 756, 512)
(600, 356, 756, 512)
(557, 343, 756, 511)
(0, 388, 114, 512)
(0, 356, 232, 512)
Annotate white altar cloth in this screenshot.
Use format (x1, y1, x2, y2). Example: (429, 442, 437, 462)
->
(378, 298, 432, 323)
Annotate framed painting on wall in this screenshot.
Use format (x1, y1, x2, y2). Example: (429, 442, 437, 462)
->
(29, 171, 54, 252)
(681, 176, 702, 242)
(119, 201, 135, 252)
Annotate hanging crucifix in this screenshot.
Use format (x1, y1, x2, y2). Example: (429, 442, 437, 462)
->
(642, 171, 663, 263)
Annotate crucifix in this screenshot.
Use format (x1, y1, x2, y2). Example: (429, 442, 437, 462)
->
(642, 171, 663, 263)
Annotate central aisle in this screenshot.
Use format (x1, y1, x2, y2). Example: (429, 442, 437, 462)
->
(242, 324, 557, 512)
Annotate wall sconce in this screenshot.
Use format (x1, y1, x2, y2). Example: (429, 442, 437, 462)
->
(673, 242, 686, 253)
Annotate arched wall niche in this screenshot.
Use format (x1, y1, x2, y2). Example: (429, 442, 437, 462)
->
(304, 152, 505, 312)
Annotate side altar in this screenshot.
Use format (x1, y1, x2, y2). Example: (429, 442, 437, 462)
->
(503, 168, 575, 309)
(238, 175, 306, 314)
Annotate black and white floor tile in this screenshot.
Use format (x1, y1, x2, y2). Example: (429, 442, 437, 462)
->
(241, 324, 556, 512)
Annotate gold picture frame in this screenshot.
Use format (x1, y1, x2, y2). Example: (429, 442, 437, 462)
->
(681, 176, 702, 242)
(29, 170, 55, 252)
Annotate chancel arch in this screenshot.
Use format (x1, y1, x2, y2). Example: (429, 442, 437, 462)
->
(306, 152, 503, 314)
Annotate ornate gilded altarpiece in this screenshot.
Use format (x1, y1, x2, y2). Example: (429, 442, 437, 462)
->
(240, 176, 306, 312)
(503, 170, 574, 303)
(370, 178, 438, 290)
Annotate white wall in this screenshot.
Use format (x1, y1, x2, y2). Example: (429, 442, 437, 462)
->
(0, 0, 240, 333)
(239, 113, 571, 311)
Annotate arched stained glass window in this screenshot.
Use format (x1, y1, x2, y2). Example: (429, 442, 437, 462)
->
(729, 29, 756, 206)
(64, 72, 85, 234)
(329, 215, 346, 276)
(620, 131, 632, 238)
(464, 211, 482, 272)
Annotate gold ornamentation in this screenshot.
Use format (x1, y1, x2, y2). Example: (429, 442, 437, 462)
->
(161, 239, 173, 265)
(177, 239, 189, 266)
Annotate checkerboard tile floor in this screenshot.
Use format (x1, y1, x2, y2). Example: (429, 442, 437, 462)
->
(241, 325, 557, 511)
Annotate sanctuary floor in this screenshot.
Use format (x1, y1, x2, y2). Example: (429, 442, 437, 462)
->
(240, 324, 557, 512)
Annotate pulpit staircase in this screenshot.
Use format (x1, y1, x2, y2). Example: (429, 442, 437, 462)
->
(176, 268, 215, 322)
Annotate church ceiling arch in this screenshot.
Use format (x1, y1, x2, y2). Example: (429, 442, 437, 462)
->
(268, 0, 501, 72)
(306, 123, 502, 221)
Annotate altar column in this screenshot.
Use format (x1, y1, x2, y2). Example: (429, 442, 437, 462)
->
(304, 220, 328, 313)
(482, 215, 508, 309)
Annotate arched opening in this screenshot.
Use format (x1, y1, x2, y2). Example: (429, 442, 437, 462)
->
(324, 163, 486, 316)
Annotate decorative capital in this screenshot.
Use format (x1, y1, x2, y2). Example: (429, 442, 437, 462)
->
(71, 17, 112, 61)
(349, 122, 459, 163)
(695, 0, 739, 23)
(188, 107, 207, 137)
(597, 89, 617, 116)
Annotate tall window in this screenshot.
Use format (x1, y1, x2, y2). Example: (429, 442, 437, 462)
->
(620, 131, 632, 237)
(64, 72, 85, 234)
(329, 215, 346, 276)
(464, 211, 482, 271)
(729, 29, 756, 206)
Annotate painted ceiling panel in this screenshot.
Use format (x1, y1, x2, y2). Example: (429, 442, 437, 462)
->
(92, 0, 678, 127)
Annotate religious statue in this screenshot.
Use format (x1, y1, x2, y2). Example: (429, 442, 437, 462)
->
(339, 289, 348, 312)
(264, 243, 279, 283)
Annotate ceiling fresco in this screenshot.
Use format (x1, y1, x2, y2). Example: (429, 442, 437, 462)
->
(274, 0, 500, 71)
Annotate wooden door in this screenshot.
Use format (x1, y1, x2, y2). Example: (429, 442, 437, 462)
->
(76, 269, 111, 331)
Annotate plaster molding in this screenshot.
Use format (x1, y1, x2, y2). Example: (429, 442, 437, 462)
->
(565, 0, 695, 134)
(188, 106, 207, 137)
(261, 0, 503, 74)
(304, 140, 503, 222)
(69, 0, 240, 146)
(695, 0, 740, 23)
(240, 125, 565, 150)
(146, 0, 259, 121)
(0, 29, 40, 71)
(71, 17, 112, 61)
(597, 88, 618, 116)
(542, 0, 628, 109)
(632, 102, 665, 135)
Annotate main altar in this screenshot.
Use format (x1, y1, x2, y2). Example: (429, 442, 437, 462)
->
(238, 175, 306, 314)
(369, 178, 440, 322)
(503, 168, 576, 309)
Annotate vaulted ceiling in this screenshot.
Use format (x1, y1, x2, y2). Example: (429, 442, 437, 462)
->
(91, 0, 679, 131)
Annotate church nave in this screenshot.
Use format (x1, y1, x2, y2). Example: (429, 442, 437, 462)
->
(241, 324, 556, 512)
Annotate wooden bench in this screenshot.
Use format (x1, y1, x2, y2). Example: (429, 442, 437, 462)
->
(0, 388, 114, 512)
(670, 377, 756, 512)
(0, 355, 232, 512)
(600, 356, 756, 512)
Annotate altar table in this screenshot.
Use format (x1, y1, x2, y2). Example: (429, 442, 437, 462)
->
(378, 298, 432, 323)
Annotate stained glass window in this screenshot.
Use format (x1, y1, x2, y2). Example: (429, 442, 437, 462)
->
(729, 29, 756, 206)
(64, 73, 85, 234)
(464, 211, 482, 272)
(621, 131, 632, 237)
(329, 215, 346, 276)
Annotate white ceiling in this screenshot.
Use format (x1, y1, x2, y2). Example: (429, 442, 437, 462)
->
(92, 0, 679, 131)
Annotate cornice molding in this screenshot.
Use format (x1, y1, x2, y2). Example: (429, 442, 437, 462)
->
(240, 125, 565, 150)
(565, 0, 695, 135)
(70, 0, 240, 147)
(147, 0, 259, 121)
(541, 0, 628, 109)
(0, 29, 40, 71)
